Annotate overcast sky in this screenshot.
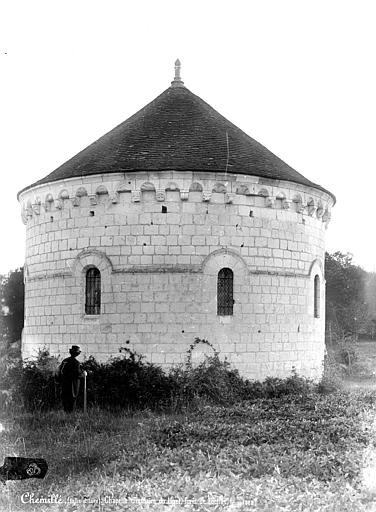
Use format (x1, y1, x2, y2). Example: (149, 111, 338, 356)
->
(1, 0, 375, 275)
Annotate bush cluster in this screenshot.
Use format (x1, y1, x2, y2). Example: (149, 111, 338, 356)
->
(242, 369, 313, 399)
(0, 349, 60, 411)
(81, 348, 176, 409)
(0, 339, 317, 412)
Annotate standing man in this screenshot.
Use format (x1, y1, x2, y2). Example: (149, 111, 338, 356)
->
(58, 345, 84, 412)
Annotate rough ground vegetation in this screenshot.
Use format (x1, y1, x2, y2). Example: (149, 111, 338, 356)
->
(1, 389, 376, 510)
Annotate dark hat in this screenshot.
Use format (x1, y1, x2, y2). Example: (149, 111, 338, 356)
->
(69, 345, 81, 355)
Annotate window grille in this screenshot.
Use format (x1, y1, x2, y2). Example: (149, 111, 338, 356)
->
(85, 267, 101, 315)
(217, 267, 234, 316)
(314, 274, 320, 318)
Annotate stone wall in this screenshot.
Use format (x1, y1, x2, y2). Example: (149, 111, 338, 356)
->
(18, 171, 333, 380)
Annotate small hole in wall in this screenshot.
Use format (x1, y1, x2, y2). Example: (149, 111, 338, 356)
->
(181, 330, 185, 333)
(89, 211, 95, 217)
(249, 210, 253, 217)
(258, 329, 261, 333)
(162, 205, 167, 213)
(240, 243, 244, 247)
(151, 221, 153, 225)
(143, 243, 147, 246)
(50, 216, 53, 222)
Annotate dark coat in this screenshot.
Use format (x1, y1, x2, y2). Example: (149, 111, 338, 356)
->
(58, 356, 83, 412)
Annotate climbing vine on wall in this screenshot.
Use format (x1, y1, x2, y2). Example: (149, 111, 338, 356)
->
(185, 337, 219, 369)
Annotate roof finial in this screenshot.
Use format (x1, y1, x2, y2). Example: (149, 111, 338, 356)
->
(174, 59, 181, 81)
(171, 58, 184, 87)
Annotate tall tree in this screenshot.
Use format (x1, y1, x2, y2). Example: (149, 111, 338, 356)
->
(325, 252, 368, 338)
(364, 272, 376, 339)
(0, 267, 24, 347)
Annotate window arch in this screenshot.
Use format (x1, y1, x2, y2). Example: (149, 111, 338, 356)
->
(217, 268, 234, 316)
(85, 267, 101, 315)
(314, 274, 320, 318)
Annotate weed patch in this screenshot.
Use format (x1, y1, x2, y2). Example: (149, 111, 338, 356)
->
(1, 341, 318, 413)
(1, 391, 376, 511)
(151, 393, 373, 482)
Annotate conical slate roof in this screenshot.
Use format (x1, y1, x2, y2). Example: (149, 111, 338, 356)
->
(19, 65, 333, 199)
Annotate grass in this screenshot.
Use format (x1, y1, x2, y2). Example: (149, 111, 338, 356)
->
(2, 391, 376, 511)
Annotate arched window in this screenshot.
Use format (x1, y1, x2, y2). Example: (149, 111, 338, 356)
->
(217, 268, 234, 316)
(314, 274, 320, 318)
(85, 267, 101, 315)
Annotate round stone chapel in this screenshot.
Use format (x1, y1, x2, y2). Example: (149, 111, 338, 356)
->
(18, 61, 335, 380)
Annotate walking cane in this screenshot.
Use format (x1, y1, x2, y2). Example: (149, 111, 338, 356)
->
(83, 370, 87, 414)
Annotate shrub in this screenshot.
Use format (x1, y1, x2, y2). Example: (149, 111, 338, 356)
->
(326, 335, 360, 372)
(81, 348, 175, 410)
(169, 354, 246, 407)
(0, 348, 60, 411)
(243, 368, 314, 399)
(335, 338, 359, 368)
(170, 340, 314, 405)
(0, 340, 320, 412)
(82, 339, 251, 410)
